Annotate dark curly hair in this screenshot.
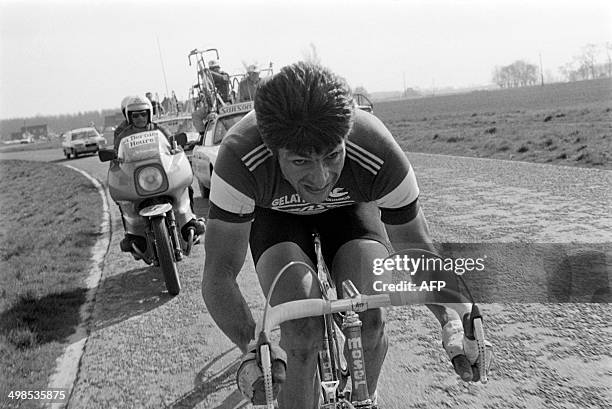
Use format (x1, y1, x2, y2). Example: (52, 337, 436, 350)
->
(254, 61, 355, 155)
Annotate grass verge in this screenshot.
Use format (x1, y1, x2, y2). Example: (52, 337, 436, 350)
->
(0, 160, 102, 408)
(0, 140, 62, 154)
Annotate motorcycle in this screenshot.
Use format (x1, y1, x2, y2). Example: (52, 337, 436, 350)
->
(99, 130, 199, 295)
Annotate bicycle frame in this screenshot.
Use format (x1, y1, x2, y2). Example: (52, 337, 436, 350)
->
(312, 233, 356, 407)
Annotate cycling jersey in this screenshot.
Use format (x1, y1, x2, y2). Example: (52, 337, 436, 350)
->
(209, 109, 420, 225)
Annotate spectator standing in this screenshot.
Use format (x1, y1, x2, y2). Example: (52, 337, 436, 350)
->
(237, 64, 261, 102)
(208, 59, 231, 103)
(146, 92, 165, 117)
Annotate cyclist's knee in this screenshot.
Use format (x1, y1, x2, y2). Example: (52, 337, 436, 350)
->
(360, 308, 386, 340)
(280, 316, 324, 352)
(256, 245, 322, 307)
(333, 239, 390, 293)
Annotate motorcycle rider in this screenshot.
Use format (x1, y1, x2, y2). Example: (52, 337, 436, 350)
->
(114, 95, 206, 254)
(115, 95, 172, 145)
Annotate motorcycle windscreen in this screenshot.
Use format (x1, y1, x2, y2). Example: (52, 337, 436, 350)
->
(117, 130, 171, 162)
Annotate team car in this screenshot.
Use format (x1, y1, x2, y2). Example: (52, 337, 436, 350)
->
(191, 101, 254, 198)
(62, 127, 106, 159)
(155, 114, 200, 162)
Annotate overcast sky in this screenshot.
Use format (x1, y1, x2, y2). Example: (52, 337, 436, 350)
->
(1, 0, 611, 119)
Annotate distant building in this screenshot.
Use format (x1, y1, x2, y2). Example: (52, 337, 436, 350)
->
(20, 124, 47, 139)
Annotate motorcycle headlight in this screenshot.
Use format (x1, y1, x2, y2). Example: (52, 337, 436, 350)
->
(136, 165, 166, 193)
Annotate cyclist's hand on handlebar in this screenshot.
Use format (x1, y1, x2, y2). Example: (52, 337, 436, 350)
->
(451, 353, 481, 382)
(442, 320, 492, 382)
(237, 343, 287, 404)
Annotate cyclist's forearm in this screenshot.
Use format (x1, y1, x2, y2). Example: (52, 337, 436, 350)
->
(202, 277, 255, 352)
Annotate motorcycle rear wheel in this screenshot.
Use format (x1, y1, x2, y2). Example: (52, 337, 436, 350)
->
(151, 216, 181, 295)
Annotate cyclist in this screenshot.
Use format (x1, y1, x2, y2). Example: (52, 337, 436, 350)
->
(202, 62, 483, 407)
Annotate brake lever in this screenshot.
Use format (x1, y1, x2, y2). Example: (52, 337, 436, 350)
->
(463, 304, 489, 383)
(253, 332, 276, 408)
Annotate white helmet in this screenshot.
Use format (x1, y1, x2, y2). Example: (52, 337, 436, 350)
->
(120, 96, 132, 119)
(208, 59, 220, 68)
(125, 95, 152, 125)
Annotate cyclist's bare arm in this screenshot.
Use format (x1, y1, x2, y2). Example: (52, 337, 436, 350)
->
(385, 208, 487, 381)
(202, 219, 255, 353)
(384, 208, 460, 325)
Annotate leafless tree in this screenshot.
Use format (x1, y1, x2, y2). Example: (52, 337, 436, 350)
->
(354, 86, 370, 98)
(559, 42, 611, 81)
(493, 60, 538, 88)
(605, 42, 612, 78)
(580, 43, 599, 79)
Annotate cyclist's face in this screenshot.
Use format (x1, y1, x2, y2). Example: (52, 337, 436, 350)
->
(277, 142, 345, 204)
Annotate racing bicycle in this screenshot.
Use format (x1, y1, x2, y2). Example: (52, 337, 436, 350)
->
(251, 233, 490, 408)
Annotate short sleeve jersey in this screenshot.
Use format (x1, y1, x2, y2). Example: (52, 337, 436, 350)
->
(209, 109, 420, 225)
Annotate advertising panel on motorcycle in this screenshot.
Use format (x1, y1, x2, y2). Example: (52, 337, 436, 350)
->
(118, 130, 170, 163)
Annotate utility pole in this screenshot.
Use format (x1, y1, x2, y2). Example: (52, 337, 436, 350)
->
(539, 53, 545, 86)
(403, 72, 406, 99)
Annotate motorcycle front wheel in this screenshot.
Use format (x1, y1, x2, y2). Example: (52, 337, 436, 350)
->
(151, 216, 181, 295)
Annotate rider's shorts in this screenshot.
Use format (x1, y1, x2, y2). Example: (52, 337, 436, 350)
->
(249, 202, 388, 267)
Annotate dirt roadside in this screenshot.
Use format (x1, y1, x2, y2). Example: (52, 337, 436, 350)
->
(376, 154, 611, 409)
